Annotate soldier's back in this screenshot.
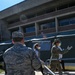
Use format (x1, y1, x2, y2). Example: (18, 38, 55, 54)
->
(3, 43, 36, 75)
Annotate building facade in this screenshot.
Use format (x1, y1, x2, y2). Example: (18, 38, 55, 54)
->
(0, 0, 75, 41)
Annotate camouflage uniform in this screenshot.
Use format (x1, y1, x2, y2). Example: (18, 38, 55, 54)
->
(50, 45, 68, 75)
(3, 44, 41, 75)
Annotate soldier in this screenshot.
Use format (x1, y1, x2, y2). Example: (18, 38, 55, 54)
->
(50, 39, 72, 75)
(33, 43, 41, 58)
(3, 31, 42, 75)
(33, 43, 44, 74)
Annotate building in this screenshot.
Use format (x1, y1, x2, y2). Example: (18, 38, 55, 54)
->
(0, 0, 75, 41)
(0, 0, 75, 66)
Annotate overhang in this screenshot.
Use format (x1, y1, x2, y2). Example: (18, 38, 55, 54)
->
(0, 0, 53, 19)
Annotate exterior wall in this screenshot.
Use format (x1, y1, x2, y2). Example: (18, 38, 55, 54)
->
(0, 20, 10, 41)
(0, 0, 53, 19)
(0, 0, 75, 41)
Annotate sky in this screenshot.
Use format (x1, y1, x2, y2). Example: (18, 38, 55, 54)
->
(0, 0, 24, 11)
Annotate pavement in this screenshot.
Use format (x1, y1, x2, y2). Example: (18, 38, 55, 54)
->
(0, 72, 43, 75)
(36, 71, 75, 75)
(0, 71, 75, 75)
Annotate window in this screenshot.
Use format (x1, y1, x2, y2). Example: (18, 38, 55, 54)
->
(23, 25, 35, 33)
(70, 17, 75, 25)
(59, 17, 75, 26)
(41, 22, 55, 30)
(39, 40, 51, 51)
(59, 19, 69, 26)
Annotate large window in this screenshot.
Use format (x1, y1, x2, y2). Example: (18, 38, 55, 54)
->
(26, 40, 51, 51)
(59, 17, 75, 26)
(39, 40, 51, 51)
(41, 21, 55, 30)
(23, 25, 35, 33)
(69, 17, 75, 25)
(32, 40, 51, 51)
(59, 19, 69, 26)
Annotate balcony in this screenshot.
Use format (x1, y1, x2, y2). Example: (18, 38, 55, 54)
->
(38, 28, 56, 35)
(58, 24, 75, 31)
(24, 32, 35, 37)
(23, 27, 56, 37)
(8, 6, 75, 29)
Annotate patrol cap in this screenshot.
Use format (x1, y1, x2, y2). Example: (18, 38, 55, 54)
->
(53, 39, 61, 45)
(12, 31, 24, 38)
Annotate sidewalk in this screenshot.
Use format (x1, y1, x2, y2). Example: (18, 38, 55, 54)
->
(0, 71, 43, 75)
(0, 71, 75, 75)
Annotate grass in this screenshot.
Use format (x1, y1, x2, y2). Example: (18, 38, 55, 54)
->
(0, 63, 4, 73)
(47, 65, 75, 71)
(0, 69, 4, 73)
(65, 66, 75, 70)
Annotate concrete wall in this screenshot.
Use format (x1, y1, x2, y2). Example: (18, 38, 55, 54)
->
(0, 0, 53, 19)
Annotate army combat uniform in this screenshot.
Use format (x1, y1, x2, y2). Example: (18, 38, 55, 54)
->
(3, 43, 41, 75)
(50, 45, 68, 75)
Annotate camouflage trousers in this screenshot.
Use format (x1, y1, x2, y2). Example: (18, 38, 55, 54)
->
(50, 60, 62, 75)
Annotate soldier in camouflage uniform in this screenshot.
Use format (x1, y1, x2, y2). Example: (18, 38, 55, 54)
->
(3, 31, 42, 75)
(50, 39, 72, 75)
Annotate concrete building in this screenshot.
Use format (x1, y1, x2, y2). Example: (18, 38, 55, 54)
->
(0, 0, 75, 41)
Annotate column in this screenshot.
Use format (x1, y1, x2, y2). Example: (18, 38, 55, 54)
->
(55, 17, 58, 34)
(19, 26, 23, 32)
(35, 22, 39, 36)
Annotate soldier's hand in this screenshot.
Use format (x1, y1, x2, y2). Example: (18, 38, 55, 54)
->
(40, 60, 45, 65)
(40, 60, 45, 68)
(67, 46, 73, 50)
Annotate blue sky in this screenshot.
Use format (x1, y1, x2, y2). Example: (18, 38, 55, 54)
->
(0, 0, 24, 11)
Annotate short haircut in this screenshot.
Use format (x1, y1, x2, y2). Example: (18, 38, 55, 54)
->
(13, 37, 23, 42)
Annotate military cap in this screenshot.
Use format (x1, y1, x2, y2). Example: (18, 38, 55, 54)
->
(53, 39, 61, 45)
(12, 31, 24, 38)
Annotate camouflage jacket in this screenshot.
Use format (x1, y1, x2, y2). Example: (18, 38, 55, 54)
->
(3, 43, 41, 75)
(51, 46, 68, 59)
